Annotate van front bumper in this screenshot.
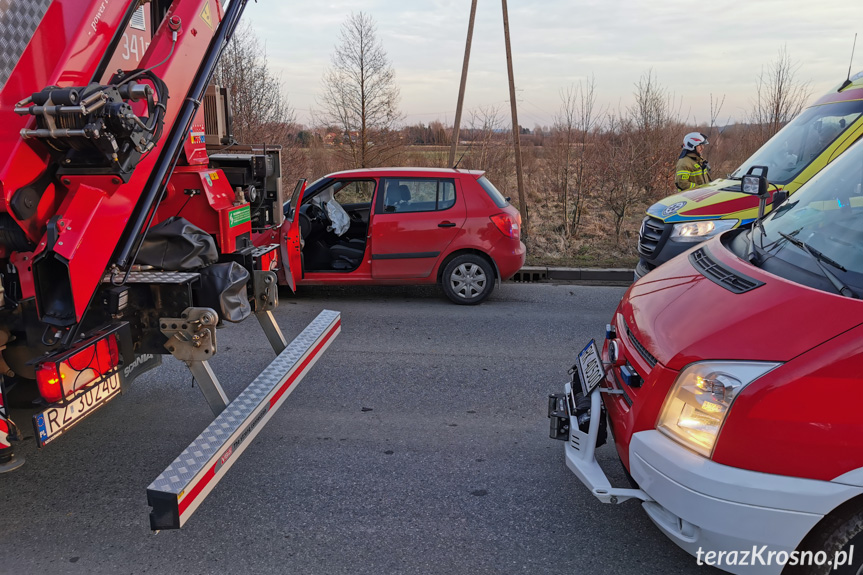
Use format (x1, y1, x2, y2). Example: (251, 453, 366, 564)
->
(551, 385, 863, 575)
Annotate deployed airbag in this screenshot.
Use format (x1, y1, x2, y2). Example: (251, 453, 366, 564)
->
(325, 199, 350, 236)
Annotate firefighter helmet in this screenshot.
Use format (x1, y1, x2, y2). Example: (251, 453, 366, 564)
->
(682, 132, 709, 151)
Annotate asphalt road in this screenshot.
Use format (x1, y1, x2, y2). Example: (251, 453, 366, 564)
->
(0, 283, 721, 574)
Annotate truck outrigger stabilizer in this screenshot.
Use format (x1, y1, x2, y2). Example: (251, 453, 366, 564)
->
(148, 309, 341, 530)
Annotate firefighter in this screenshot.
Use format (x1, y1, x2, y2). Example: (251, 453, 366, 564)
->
(675, 132, 712, 191)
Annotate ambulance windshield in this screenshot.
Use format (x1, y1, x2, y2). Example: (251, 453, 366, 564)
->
(732, 100, 863, 185)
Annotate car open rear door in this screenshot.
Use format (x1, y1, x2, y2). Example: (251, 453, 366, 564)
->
(280, 179, 306, 291)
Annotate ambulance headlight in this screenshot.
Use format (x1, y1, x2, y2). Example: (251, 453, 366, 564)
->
(657, 361, 780, 457)
(670, 219, 737, 242)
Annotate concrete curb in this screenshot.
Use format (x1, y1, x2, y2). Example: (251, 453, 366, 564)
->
(510, 266, 634, 285)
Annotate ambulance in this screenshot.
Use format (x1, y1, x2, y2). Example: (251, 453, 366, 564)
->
(636, 72, 863, 279)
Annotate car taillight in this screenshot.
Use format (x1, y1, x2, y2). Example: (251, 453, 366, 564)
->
(490, 213, 520, 240)
(36, 334, 121, 404)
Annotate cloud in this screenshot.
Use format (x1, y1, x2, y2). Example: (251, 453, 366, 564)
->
(242, 0, 863, 126)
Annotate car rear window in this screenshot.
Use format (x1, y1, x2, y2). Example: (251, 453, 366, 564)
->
(477, 176, 509, 208)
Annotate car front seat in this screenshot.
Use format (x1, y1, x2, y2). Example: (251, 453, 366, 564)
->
(386, 184, 411, 212)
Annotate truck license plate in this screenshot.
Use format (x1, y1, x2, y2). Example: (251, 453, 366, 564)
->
(575, 339, 605, 396)
(33, 372, 122, 447)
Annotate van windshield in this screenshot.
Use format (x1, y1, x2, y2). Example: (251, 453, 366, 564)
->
(755, 139, 863, 291)
(731, 100, 863, 185)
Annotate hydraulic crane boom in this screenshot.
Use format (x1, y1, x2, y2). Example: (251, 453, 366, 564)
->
(0, 0, 340, 529)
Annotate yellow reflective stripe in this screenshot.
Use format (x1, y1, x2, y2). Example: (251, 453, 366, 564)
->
(678, 173, 690, 180)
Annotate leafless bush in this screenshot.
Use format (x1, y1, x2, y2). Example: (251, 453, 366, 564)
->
(548, 76, 602, 238)
(595, 113, 644, 243)
(459, 107, 514, 192)
(627, 70, 683, 202)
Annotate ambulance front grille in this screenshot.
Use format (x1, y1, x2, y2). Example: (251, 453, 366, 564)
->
(637, 216, 668, 258)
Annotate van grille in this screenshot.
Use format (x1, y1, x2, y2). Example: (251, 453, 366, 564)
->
(637, 216, 668, 258)
(690, 247, 764, 294)
(626, 325, 657, 368)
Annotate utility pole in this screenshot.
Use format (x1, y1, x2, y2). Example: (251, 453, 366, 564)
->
(501, 0, 528, 231)
(449, 0, 478, 168)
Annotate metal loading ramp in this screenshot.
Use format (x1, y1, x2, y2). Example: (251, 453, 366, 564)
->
(147, 310, 341, 530)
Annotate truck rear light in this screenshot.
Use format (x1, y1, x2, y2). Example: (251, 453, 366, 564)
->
(36, 364, 63, 403)
(36, 334, 121, 404)
(490, 213, 520, 240)
(107, 333, 119, 366)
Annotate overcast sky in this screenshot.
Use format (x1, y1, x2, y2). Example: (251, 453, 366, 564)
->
(242, 0, 863, 129)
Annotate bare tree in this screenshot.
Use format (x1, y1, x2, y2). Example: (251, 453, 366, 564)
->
(750, 46, 812, 141)
(212, 23, 305, 181)
(319, 12, 404, 168)
(213, 23, 296, 144)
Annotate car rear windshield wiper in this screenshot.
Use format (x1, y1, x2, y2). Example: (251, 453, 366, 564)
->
(778, 231, 857, 298)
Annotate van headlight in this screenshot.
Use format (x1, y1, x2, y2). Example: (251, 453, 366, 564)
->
(669, 219, 738, 242)
(657, 361, 780, 457)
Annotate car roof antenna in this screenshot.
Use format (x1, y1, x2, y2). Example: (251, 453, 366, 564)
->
(839, 33, 858, 92)
(453, 137, 475, 170)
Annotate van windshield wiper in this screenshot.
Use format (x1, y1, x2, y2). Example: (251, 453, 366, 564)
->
(777, 231, 857, 298)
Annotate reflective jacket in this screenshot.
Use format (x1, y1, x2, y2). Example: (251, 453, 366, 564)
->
(675, 152, 711, 190)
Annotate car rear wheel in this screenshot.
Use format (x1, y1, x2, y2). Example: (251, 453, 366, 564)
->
(441, 254, 494, 305)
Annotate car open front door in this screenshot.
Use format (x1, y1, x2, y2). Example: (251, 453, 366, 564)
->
(280, 179, 306, 291)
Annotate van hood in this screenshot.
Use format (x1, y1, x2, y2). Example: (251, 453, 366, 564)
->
(646, 178, 778, 226)
(621, 238, 863, 371)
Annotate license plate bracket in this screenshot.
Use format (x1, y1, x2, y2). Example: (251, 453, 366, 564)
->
(547, 393, 570, 440)
(575, 339, 605, 397)
(32, 371, 122, 447)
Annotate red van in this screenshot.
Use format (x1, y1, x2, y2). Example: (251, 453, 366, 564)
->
(255, 168, 525, 304)
(549, 140, 863, 573)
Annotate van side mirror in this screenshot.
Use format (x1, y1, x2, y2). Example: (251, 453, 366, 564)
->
(772, 190, 788, 206)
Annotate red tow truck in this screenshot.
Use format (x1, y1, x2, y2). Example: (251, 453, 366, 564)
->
(550, 141, 863, 572)
(0, 0, 339, 530)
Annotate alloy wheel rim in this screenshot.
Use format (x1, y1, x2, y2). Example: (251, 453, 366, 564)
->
(450, 263, 487, 299)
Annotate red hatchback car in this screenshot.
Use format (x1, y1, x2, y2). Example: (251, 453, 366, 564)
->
(258, 168, 525, 304)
